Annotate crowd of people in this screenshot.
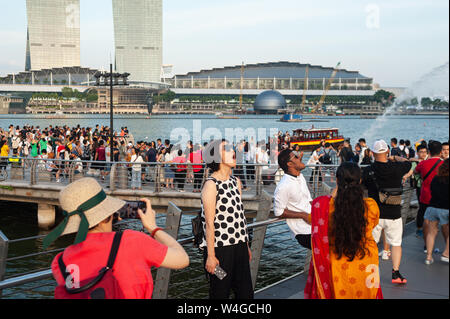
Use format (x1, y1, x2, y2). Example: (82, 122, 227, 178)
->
(1, 124, 448, 299)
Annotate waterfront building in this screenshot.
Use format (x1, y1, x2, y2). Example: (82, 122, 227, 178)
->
(97, 87, 156, 114)
(112, 0, 163, 84)
(0, 67, 99, 86)
(0, 95, 25, 114)
(254, 90, 287, 114)
(25, 0, 81, 71)
(170, 61, 375, 97)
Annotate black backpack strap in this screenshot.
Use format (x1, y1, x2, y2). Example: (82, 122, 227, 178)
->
(58, 232, 123, 295)
(423, 160, 442, 183)
(106, 232, 123, 269)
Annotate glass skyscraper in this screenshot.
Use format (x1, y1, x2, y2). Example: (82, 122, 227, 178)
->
(25, 0, 81, 71)
(112, 0, 163, 83)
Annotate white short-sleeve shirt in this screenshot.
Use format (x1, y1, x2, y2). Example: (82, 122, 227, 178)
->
(274, 173, 312, 236)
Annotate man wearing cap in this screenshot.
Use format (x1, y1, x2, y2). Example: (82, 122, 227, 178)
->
(363, 140, 412, 284)
(44, 178, 189, 299)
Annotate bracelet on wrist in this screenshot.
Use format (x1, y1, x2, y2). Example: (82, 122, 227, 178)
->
(151, 227, 164, 238)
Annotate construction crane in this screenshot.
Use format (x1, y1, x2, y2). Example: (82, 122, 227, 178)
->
(312, 62, 341, 113)
(301, 65, 309, 110)
(239, 62, 244, 113)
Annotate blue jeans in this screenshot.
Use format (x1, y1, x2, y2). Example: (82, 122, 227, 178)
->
(425, 207, 449, 226)
(131, 170, 141, 189)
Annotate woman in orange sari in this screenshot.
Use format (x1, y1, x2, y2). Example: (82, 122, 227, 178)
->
(305, 162, 383, 299)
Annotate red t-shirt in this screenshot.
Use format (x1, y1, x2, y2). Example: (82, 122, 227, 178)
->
(51, 230, 168, 299)
(173, 156, 187, 171)
(415, 157, 444, 204)
(189, 151, 203, 172)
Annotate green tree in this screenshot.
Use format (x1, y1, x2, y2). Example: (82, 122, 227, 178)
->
(421, 97, 433, 107)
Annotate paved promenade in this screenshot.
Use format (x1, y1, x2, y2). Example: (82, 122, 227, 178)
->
(256, 221, 449, 299)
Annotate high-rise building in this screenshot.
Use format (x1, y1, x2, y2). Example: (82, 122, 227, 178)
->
(112, 0, 163, 83)
(25, 0, 80, 71)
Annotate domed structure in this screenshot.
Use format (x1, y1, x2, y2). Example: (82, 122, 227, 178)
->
(254, 90, 287, 114)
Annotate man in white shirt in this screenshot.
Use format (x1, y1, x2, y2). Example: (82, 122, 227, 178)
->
(274, 149, 313, 250)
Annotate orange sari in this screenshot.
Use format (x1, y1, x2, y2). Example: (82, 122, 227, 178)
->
(305, 196, 383, 299)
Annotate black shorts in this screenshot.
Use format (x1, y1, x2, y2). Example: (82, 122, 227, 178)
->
(97, 161, 106, 171)
(296, 234, 312, 250)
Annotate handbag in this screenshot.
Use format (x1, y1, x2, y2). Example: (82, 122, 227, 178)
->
(191, 212, 204, 249)
(367, 165, 403, 206)
(378, 188, 403, 206)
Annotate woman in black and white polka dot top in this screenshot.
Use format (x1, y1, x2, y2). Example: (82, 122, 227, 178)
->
(201, 140, 254, 299)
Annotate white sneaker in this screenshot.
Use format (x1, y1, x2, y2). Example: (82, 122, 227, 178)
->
(381, 250, 391, 260)
(425, 259, 434, 265)
(441, 256, 449, 263)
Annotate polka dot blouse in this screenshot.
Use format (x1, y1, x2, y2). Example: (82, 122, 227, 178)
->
(201, 176, 249, 248)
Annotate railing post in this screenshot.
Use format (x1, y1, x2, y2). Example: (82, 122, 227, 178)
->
(0, 231, 9, 298)
(249, 190, 272, 289)
(30, 159, 37, 186)
(255, 166, 262, 196)
(68, 161, 75, 184)
(155, 164, 162, 193)
(117, 164, 128, 190)
(109, 163, 117, 192)
(153, 202, 182, 299)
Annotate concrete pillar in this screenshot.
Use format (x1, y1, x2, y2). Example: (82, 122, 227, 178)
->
(50, 72, 53, 86)
(32, 72, 35, 85)
(355, 78, 359, 90)
(12, 74, 15, 85)
(38, 204, 56, 230)
(69, 73, 72, 86)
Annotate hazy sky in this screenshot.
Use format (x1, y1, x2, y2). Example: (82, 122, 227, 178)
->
(0, 0, 448, 87)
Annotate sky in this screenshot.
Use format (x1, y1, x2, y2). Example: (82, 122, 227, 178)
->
(0, 0, 448, 88)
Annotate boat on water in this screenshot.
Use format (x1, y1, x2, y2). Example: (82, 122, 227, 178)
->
(290, 127, 346, 151)
(44, 111, 67, 120)
(215, 112, 239, 119)
(280, 114, 304, 122)
(280, 114, 329, 123)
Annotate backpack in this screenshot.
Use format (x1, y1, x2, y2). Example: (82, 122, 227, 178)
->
(55, 232, 125, 299)
(408, 147, 415, 159)
(321, 150, 332, 165)
(82, 145, 91, 159)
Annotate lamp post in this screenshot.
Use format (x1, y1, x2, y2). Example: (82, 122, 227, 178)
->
(93, 64, 130, 162)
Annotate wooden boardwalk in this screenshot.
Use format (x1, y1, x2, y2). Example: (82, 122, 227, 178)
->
(256, 221, 449, 299)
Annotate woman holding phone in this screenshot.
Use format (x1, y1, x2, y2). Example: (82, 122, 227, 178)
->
(201, 140, 253, 300)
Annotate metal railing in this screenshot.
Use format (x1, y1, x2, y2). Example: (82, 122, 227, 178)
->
(1, 156, 341, 197)
(0, 166, 420, 299)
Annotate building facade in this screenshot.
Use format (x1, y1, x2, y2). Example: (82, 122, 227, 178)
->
(170, 61, 374, 94)
(0, 95, 25, 114)
(97, 87, 155, 114)
(25, 0, 81, 71)
(112, 0, 163, 84)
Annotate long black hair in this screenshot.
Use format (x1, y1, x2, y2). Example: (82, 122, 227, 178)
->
(330, 162, 369, 262)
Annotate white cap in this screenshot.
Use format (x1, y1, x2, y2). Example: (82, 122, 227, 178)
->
(372, 140, 389, 154)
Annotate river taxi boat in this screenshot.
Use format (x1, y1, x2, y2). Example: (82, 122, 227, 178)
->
(289, 128, 345, 151)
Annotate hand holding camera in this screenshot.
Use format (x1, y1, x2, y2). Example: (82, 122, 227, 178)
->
(136, 198, 158, 233)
